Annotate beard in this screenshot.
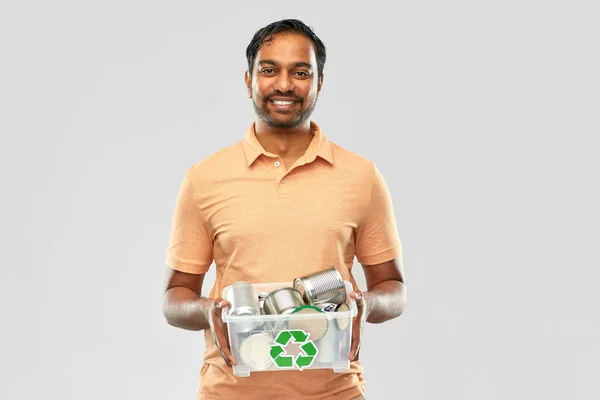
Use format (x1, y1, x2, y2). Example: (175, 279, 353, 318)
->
(253, 94, 318, 129)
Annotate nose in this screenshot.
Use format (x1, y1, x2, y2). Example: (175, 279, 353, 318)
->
(273, 71, 295, 93)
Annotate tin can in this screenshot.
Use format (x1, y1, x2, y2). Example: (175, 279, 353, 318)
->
(239, 332, 274, 370)
(263, 287, 305, 315)
(225, 282, 260, 333)
(293, 267, 347, 305)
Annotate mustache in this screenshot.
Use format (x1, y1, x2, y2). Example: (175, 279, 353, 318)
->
(266, 91, 302, 102)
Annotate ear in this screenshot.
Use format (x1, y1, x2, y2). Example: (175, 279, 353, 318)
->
(244, 70, 252, 98)
(317, 74, 324, 94)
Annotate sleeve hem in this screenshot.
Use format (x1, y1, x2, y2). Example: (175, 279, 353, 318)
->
(356, 245, 402, 266)
(166, 258, 212, 274)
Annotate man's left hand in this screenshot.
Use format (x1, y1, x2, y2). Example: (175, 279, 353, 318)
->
(348, 290, 368, 361)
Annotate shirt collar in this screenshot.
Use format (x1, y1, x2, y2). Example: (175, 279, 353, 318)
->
(242, 121, 334, 167)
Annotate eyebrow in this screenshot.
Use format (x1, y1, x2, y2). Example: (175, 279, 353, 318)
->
(258, 60, 313, 70)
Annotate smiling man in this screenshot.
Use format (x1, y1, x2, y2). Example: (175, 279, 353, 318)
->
(163, 19, 406, 400)
(244, 27, 324, 168)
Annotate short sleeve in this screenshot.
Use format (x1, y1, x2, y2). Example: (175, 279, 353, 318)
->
(165, 169, 214, 274)
(355, 163, 402, 265)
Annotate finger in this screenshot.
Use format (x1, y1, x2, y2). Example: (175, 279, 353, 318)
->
(210, 325, 229, 366)
(348, 326, 359, 360)
(212, 331, 231, 367)
(349, 290, 363, 301)
(212, 298, 231, 323)
(219, 348, 232, 367)
(215, 322, 237, 366)
(350, 291, 366, 323)
(213, 297, 230, 310)
(349, 291, 365, 361)
(213, 328, 237, 367)
(349, 291, 365, 314)
(348, 309, 361, 360)
(220, 338, 237, 366)
(212, 299, 237, 366)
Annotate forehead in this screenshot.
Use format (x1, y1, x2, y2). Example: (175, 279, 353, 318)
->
(255, 33, 317, 66)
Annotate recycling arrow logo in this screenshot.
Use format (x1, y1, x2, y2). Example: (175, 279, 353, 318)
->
(269, 329, 319, 371)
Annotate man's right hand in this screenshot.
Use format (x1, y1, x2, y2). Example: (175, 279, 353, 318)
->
(208, 297, 237, 367)
(162, 268, 237, 367)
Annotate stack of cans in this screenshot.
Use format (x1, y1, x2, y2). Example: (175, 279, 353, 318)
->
(225, 266, 352, 368)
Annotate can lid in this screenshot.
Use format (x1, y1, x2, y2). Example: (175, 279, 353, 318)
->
(293, 278, 314, 304)
(240, 332, 274, 370)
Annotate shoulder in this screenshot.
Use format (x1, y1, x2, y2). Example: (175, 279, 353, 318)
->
(330, 141, 374, 167)
(185, 141, 246, 183)
(329, 140, 377, 182)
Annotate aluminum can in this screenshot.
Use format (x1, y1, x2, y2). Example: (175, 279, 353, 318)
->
(225, 281, 260, 333)
(293, 267, 347, 305)
(263, 287, 305, 315)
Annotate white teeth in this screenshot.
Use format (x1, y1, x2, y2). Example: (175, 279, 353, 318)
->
(272, 100, 295, 105)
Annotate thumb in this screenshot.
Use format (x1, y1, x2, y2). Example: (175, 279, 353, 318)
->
(349, 290, 363, 301)
(214, 298, 230, 309)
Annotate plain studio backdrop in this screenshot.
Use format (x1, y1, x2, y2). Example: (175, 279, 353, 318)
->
(1, 1, 598, 399)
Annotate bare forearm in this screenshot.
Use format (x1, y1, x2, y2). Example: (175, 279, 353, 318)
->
(162, 287, 213, 331)
(363, 280, 406, 324)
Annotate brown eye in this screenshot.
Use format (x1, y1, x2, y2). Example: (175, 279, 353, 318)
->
(261, 69, 275, 74)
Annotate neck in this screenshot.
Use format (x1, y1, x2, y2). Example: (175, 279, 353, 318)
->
(253, 119, 314, 157)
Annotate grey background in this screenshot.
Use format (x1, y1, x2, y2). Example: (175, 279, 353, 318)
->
(1, 0, 598, 399)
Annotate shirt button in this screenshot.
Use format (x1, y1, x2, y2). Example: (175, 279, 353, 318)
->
(274, 161, 281, 167)
(281, 178, 286, 184)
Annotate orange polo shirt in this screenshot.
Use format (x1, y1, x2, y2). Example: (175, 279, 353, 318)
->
(166, 121, 402, 400)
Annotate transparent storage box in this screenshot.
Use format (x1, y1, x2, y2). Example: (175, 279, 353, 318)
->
(221, 280, 357, 377)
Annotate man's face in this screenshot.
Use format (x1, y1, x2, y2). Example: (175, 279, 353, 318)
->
(245, 33, 323, 129)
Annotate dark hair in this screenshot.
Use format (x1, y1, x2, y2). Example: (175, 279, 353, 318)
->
(246, 19, 326, 78)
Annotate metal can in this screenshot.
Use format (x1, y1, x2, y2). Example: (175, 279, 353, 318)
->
(225, 282, 260, 333)
(263, 287, 305, 315)
(239, 332, 274, 370)
(293, 267, 347, 305)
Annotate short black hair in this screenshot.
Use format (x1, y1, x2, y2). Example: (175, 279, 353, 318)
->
(246, 19, 326, 78)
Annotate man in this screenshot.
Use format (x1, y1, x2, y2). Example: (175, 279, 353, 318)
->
(163, 19, 406, 400)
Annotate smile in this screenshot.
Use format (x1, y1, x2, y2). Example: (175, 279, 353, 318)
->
(270, 100, 297, 106)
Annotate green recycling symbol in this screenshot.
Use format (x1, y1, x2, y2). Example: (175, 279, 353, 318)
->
(269, 330, 319, 371)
